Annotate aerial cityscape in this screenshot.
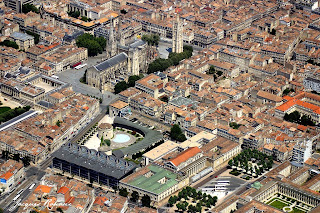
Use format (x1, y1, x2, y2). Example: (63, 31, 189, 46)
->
(0, 0, 320, 212)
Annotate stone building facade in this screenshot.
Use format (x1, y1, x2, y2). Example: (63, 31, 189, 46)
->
(172, 15, 183, 53)
(86, 40, 148, 92)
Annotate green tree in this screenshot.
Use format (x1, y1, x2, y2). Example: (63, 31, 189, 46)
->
(284, 111, 301, 123)
(26, 31, 40, 44)
(177, 134, 187, 142)
(80, 16, 91, 22)
(114, 81, 129, 94)
(100, 135, 104, 145)
(229, 122, 241, 129)
(168, 195, 178, 206)
(228, 159, 233, 167)
(170, 124, 186, 142)
(104, 139, 111, 146)
(76, 33, 106, 56)
(68, 11, 80, 18)
(130, 191, 139, 202)
(22, 3, 39, 13)
(188, 204, 196, 213)
(176, 202, 183, 211)
(119, 188, 129, 197)
(282, 88, 291, 96)
(80, 69, 87, 84)
(147, 46, 193, 74)
(207, 66, 216, 74)
(141, 194, 151, 207)
(300, 115, 315, 126)
(142, 34, 160, 46)
(0, 40, 19, 49)
(56, 120, 61, 127)
(128, 75, 142, 87)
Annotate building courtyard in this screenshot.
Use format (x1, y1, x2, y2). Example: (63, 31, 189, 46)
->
(266, 194, 313, 213)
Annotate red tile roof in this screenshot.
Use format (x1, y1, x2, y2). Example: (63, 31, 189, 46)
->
(0, 172, 13, 180)
(169, 147, 201, 167)
(276, 98, 320, 114)
(34, 185, 52, 193)
(94, 197, 108, 206)
(57, 186, 69, 194)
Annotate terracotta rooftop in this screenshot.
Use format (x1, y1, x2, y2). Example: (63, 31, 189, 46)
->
(169, 146, 201, 167)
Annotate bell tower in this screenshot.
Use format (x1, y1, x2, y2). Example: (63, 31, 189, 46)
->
(172, 14, 183, 53)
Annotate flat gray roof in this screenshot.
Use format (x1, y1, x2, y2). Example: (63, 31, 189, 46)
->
(169, 96, 196, 107)
(52, 142, 136, 179)
(305, 76, 320, 84)
(0, 110, 37, 132)
(11, 32, 34, 41)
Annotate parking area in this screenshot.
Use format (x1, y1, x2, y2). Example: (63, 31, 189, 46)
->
(0, 95, 21, 108)
(198, 176, 246, 201)
(56, 53, 116, 107)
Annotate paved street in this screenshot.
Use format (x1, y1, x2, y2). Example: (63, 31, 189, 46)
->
(56, 53, 116, 107)
(0, 165, 46, 213)
(192, 166, 228, 189)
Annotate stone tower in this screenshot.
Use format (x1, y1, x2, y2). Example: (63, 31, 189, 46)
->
(172, 15, 183, 53)
(131, 48, 140, 75)
(107, 26, 117, 59)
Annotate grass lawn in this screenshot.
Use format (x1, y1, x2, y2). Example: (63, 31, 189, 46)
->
(267, 198, 307, 213)
(269, 200, 288, 209)
(292, 208, 306, 213)
(0, 106, 11, 114)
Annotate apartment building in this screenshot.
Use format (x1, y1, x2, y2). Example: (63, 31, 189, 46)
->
(0, 160, 25, 193)
(10, 32, 34, 50)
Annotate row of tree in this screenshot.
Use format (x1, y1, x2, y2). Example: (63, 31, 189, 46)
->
(147, 46, 193, 74)
(284, 111, 315, 126)
(170, 124, 187, 142)
(0, 106, 31, 124)
(114, 74, 144, 94)
(0, 40, 19, 49)
(119, 188, 151, 207)
(228, 149, 273, 176)
(76, 33, 106, 56)
(168, 186, 218, 212)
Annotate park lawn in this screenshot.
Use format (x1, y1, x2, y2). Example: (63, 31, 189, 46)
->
(292, 208, 306, 213)
(269, 200, 288, 209)
(0, 107, 11, 114)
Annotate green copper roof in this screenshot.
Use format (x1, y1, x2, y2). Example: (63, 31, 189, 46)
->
(252, 181, 263, 190)
(127, 165, 178, 195)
